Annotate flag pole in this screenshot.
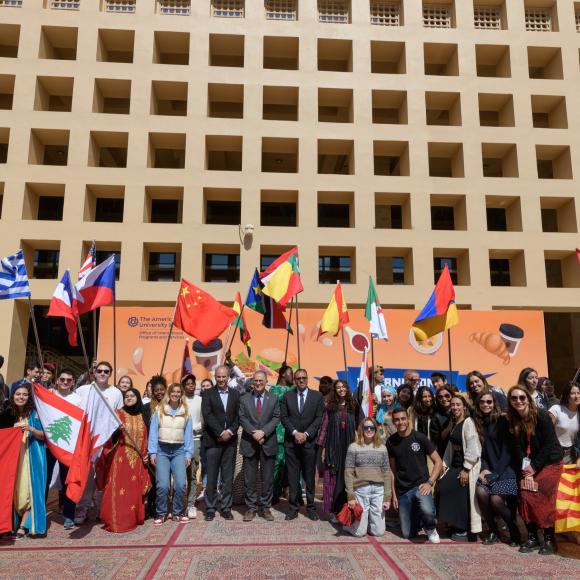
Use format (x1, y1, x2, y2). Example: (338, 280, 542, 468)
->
(370, 335, 375, 395)
(226, 305, 245, 354)
(340, 325, 348, 383)
(92, 310, 98, 361)
(75, 315, 91, 375)
(112, 294, 117, 385)
(159, 302, 177, 376)
(294, 294, 301, 368)
(447, 328, 453, 384)
(283, 297, 294, 364)
(27, 296, 43, 368)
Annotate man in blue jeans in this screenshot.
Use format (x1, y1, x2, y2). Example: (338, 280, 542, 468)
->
(387, 408, 443, 543)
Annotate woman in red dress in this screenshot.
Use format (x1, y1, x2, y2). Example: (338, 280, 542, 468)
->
(98, 388, 151, 533)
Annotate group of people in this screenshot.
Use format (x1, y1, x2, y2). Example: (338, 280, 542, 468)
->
(1, 358, 579, 558)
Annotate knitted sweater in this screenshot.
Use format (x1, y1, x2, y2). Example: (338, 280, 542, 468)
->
(344, 442, 392, 501)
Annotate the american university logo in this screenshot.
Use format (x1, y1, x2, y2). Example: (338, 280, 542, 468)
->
(411, 442, 421, 452)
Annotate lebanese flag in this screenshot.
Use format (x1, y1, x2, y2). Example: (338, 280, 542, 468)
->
(47, 270, 79, 347)
(74, 255, 116, 315)
(33, 383, 83, 466)
(181, 339, 192, 378)
(0, 427, 23, 534)
(359, 348, 373, 418)
(66, 385, 120, 503)
(173, 279, 237, 346)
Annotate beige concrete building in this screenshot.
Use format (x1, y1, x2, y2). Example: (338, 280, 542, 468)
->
(0, 0, 579, 381)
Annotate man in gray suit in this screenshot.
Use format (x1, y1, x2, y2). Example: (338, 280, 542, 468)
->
(239, 370, 280, 522)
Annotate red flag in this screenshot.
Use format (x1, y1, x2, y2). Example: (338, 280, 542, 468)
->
(173, 279, 237, 346)
(66, 386, 120, 503)
(181, 339, 192, 378)
(0, 428, 24, 534)
(576, 248, 580, 264)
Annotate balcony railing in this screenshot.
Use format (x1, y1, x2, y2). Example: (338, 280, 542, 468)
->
(105, 0, 136, 13)
(0, 0, 23, 6)
(474, 6, 501, 30)
(159, 0, 190, 15)
(50, 0, 80, 9)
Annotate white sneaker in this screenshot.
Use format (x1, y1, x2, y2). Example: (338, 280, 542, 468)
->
(188, 506, 197, 519)
(427, 529, 440, 544)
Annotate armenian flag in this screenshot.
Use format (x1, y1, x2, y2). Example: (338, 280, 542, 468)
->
(259, 247, 303, 308)
(232, 291, 251, 356)
(412, 264, 459, 341)
(317, 282, 349, 338)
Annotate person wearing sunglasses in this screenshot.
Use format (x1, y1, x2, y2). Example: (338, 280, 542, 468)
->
(507, 386, 563, 555)
(388, 409, 442, 543)
(343, 417, 392, 537)
(473, 392, 519, 546)
(75, 360, 123, 524)
(430, 386, 455, 457)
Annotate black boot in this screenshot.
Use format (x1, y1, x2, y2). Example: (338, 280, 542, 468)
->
(519, 525, 540, 553)
(483, 531, 500, 545)
(538, 528, 555, 555)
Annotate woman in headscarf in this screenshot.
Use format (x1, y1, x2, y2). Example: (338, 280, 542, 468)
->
(98, 388, 152, 533)
(8, 383, 47, 538)
(375, 385, 398, 443)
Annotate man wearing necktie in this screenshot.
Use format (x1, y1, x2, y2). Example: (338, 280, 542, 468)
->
(239, 371, 280, 522)
(280, 369, 324, 521)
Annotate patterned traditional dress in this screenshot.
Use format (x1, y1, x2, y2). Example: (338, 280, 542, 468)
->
(98, 410, 151, 533)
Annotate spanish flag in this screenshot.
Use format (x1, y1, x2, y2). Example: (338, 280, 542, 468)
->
(412, 264, 459, 341)
(317, 282, 349, 338)
(259, 247, 303, 308)
(555, 465, 580, 534)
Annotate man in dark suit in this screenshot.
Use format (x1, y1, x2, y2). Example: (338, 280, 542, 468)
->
(239, 370, 280, 522)
(280, 368, 324, 521)
(201, 365, 240, 521)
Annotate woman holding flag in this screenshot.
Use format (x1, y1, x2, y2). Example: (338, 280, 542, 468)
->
(98, 388, 151, 533)
(7, 384, 47, 538)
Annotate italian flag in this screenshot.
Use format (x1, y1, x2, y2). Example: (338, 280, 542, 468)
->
(365, 276, 388, 340)
(33, 383, 83, 467)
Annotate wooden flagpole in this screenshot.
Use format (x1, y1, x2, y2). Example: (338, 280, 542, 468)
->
(112, 294, 117, 385)
(75, 315, 91, 375)
(283, 297, 294, 364)
(447, 328, 453, 384)
(27, 296, 43, 368)
(227, 304, 245, 354)
(294, 294, 301, 368)
(159, 301, 178, 376)
(92, 310, 98, 361)
(340, 325, 348, 382)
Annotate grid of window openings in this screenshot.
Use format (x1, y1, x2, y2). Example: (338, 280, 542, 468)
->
(1, 0, 579, 309)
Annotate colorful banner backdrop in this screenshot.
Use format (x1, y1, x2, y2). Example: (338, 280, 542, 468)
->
(98, 307, 547, 392)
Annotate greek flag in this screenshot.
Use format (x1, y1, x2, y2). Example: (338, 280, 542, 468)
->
(0, 249, 31, 300)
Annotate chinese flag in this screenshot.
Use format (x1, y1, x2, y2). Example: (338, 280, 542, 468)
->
(173, 279, 237, 346)
(0, 428, 24, 534)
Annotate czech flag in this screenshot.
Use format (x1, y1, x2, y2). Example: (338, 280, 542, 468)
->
(47, 270, 78, 346)
(74, 255, 116, 315)
(412, 264, 459, 341)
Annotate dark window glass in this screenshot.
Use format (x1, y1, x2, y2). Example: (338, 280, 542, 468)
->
(151, 199, 180, 224)
(375, 204, 402, 229)
(148, 252, 177, 282)
(545, 259, 563, 288)
(392, 256, 405, 284)
(490, 258, 510, 286)
(318, 203, 350, 227)
(261, 201, 297, 226)
(541, 208, 558, 232)
(486, 207, 507, 232)
(37, 196, 64, 221)
(319, 255, 351, 284)
(95, 197, 124, 222)
(431, 206, 455, 230)
(33, 249, 59, 279)
(204, 253, 240, 283)
(206, 200, 241, 225)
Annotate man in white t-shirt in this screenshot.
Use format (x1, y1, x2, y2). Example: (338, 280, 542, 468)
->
(74, 360, 122, 524)
(48, 368, 82, 529)
(182, 373, 203, 519)
(76, 361, 123, 411)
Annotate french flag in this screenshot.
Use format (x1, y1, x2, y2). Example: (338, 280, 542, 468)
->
(48, 270, 78, 346)
(74, 255, 116, 315)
